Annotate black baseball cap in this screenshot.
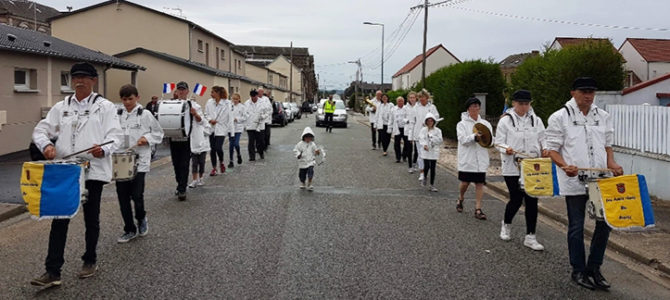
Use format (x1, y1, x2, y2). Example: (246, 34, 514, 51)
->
(465, 97, 481, 109)
(511, 90, 532, 102)
(70, 62, 98, 77)
(572, 77, 597, 91)
(250, 90, 258, 97)
(176, 81, 189, 90)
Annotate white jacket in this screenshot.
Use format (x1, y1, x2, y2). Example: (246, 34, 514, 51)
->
(118, 104, 164, 173)
(457, 112, 492, 173)
(494, 109, 546, 176)
(418, 113, 443, 160)
(205, 98, 234, 136)
(232, 102, 247, 133)
(32, 93, 123, 182)
(365, 98, 381, 123)
(391, 105, 410, 136)
(244, 98, 268, 131)
(411, 102, 440, 140)
(375, 102, 394, 130)
(260, 96, 273, 124)
(189, 101, 211, 154)
(406, 104, 416, 141)
(293, 127, 320, 169)
(545, 98, 613, 196)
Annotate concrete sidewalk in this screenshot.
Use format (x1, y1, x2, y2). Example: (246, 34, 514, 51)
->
(352, 111, 670, 279)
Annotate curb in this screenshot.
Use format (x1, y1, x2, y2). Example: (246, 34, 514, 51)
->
(356, 116, 670, 278)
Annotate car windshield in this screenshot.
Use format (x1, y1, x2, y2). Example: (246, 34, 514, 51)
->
(335, 101, 346, 109)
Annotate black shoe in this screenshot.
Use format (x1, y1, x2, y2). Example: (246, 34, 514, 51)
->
(237, 156, 242, 164)
(395, 160, 401, 163)
(586, 269, 611, 290)
(31, 272, 61, 287)
(228, 162, 234, 168)
(571, 272, 595, 290)
(249, 158, 255, 162)
(259, 153, 264, 159)
(178, 192, 186, 201)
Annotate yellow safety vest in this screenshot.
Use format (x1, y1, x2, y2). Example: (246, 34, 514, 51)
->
(324, 101, 336, 113)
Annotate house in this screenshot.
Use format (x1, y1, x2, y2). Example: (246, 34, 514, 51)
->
(619, 38, 670, 84)
(48, 0, 295, 104)
(236, 45, 316, 101)
(621, 73, 670, 106)
(499, 51, 539, 83)
(0, 0, 60, 34)
(391, 44, 460, 91)
(246, 60, 289, 102)
(548, 37, 614, 51)
(0, 23, 143, 156)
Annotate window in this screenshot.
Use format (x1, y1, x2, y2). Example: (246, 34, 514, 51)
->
(197, 40, 203, 52)
(205, 43, 210, 66)
(14, 68, 33, 91)
(268, 74, 273, 85)
(221, 49, 225, 61)
(60, 71, 73, 93)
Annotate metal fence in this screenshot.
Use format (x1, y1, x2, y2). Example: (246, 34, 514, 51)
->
(607, 104, 670, 156)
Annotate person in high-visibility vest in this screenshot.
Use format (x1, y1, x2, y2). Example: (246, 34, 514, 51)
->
(324, 95, 336, 133)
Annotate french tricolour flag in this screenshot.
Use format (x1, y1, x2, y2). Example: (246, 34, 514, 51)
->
(193, 84, 207, 97)
(163, 82, 176, 94)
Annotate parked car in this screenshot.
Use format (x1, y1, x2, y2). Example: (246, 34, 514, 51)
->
(272, 101, 288, 127)
(282, 102, 295, 122)
(290, 102, 301, 119)
(311, 103, 318, 112)
(316, 99, 348, 128)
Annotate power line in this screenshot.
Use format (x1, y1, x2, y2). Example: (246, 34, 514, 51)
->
(365, 6, 422, 70)
(446, 5, 670, 32)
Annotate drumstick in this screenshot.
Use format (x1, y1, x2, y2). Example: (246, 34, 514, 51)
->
(494, 144, 532, 158)
(576, 167, 613, 173)
(63, 141, 114, 159)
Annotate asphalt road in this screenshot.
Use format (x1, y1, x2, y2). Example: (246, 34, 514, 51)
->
(0, 114, 669, 299)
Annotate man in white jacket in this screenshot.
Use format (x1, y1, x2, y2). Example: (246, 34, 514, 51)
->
(545, 77, 623, 291)
(391, 97, 411, 164)
(258, 88, 273, 150)
(494, 90, 546, 251)
(31, 62, 122, 286)
(366, 91, 382, 149)
(456, 97, 492, 220)
(169, 82, 198, 201)
(374, 94, 394, 156)
(115, 84, 164, 244)
(245, 90, 267, 161)
(205, 86, 234, 176)
(411, 89, 440, 182)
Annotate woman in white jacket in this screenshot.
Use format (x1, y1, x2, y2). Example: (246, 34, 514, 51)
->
(456, 97, 493, 220)
(374, 93, 394, 156)
(391, 97, 411, 164)
(411, 89, 440, 182)
(418, 113, 443, 192)
(494, 90, 546, 251)
(406, 91, 418, 173)
(229, 93, 246, 167)
(188, 101, 211, 188)
(205, 86, 234, 176)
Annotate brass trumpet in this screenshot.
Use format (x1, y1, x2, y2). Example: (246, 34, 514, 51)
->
(365, 98, 377, 109)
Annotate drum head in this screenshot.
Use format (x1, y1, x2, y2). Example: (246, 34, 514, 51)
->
(474, 123, 492, 147)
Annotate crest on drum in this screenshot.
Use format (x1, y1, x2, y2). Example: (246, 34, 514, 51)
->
(534, 163, 540, 171)
(617, 183, 626, 194)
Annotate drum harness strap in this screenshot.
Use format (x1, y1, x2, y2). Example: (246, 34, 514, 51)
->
(502, 112, 534, 128)
(563, 105, 605, 182)
(65, 94, 103, 155)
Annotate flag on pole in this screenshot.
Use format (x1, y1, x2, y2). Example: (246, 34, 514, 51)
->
(193, 84, 207, 97)
(163, 83, 176, 94)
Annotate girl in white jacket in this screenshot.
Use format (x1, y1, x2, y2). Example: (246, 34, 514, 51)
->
(375, 94, 394, 156)
(189, 101, 211, 188)
(293, 127, 322, 190)
(418, 113, 443, 192)
(456, 97, 493, 220)
(229, 93, 246, 167)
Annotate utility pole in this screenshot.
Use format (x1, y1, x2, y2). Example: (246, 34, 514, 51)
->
(421, 0, 429, 88)
(348, 59, 362, 110)
(289, 41, 293, 102)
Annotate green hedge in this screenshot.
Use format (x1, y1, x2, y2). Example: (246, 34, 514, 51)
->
(420, 60, 506, 139)
(510, 40, 625, 121)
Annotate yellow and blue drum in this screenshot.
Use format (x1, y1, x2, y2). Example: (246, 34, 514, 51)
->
(591, 174, 655, 231)
(520, 158, 560, 198)
(20, 160, 87, 220)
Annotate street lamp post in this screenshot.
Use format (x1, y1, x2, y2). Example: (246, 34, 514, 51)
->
(363, 22, 384, 91)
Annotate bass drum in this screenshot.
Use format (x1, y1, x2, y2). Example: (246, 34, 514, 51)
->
(157, 100, 192, 138)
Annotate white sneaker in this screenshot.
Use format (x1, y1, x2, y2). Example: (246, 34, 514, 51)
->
(524, 234, 545, 251)
(500, 221, 511, 241)
(408, 168, 414, 174)
(307, 184, 314, 191)
(300, 183, 306, 189)
(188, 180, 198, 188)
(418, 173, 425, 182)
(430, 185, 438, 192)
(197, 178, 205, 186)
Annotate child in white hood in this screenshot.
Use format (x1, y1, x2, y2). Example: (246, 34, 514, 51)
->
(293, 127, 321, 190)
(189, 102, 212, 188)
(418, 113, 443, 192)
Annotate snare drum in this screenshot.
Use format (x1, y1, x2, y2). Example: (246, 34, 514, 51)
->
(112, 149, 137, 181)
(20, 159, 88, 220)
(586, 179, 605, 220)
(157, 100, 192, 138)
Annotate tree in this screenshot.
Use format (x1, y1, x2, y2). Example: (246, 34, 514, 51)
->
(511, 39, 625, 121)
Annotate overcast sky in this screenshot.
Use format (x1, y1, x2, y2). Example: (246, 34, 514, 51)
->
(44, 0, 670, 90)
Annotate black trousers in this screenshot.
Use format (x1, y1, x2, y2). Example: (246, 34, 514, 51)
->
(169, 139, 190, 193)
(566, 195, 611, 273)
(264, 123, 271, 149)
(115, 172, 146, 234)
(325, 113, 334, 132)
(503, 176, 538, 234)
(209, 135, 226, 167)
(370, 123, 377, 147)
(394, 128, 410, 162)
(406, 140, 414, 168)
(247, 130, 265, 160)
(377, 126, 391, 152)
(413, 141, 419, 164)
(45, 180, 104, 276)
(423, 159, 437, 185)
